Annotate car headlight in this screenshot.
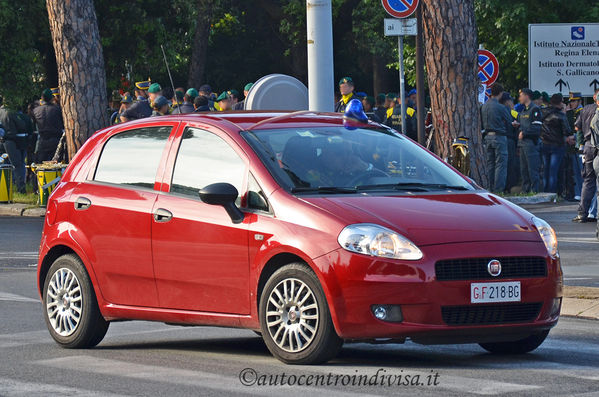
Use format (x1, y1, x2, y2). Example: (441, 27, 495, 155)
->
(532, 217, 558, 257)
(337, 223, 423, 260)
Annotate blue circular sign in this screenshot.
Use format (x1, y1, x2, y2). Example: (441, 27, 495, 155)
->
(477, 49, 499, 87)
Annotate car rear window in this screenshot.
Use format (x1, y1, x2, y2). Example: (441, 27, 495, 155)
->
(94, 126, 172, 188)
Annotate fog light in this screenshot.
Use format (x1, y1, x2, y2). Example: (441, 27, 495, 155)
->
(371, 305, 403, 323)
(549, 297, 562, 318)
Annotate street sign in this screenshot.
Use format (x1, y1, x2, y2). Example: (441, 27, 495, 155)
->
(381, 0, 419, 19)
(477, 49, 499, 87)
(529, 23, 599, 96)
(384, 18, 417, 36)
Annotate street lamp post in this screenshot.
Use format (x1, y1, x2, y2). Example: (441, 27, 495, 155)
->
(306, 0, 334, 112)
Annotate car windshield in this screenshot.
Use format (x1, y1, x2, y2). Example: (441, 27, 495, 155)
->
(242, 126, 474, 193)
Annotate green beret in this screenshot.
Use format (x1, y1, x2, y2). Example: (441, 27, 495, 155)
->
(228, 89, 240, 98)
(339, 76, 353, 85)
(42, 88, 53, 101)
(244, 83, 254, 92)
(186, 88, 199, 98)
(386, 92, 398, 99)
(216, 91, 229, 101)
(148, 83, 162, 94)
(532, 90, 541, 100)
(541, 91, 550, 102)
(365, 96, 375, 106)
(376, 93, 386, 102)
(175, 90, 184, 101)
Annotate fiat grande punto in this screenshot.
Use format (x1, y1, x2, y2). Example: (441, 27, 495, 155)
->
(38, 109, 562, 364)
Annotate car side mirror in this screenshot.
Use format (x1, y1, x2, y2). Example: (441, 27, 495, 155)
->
(199, 183, 245, 224)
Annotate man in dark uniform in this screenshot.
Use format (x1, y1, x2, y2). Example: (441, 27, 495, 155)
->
(233, 83, 253, 110)
(499, 92, 520, 192)
(374, 93, 387, 123)
(362, 96, 381, 123)
(151, 96, 171, 117)
(170, 90, 184, 114)
(0, 95, 28, 192)
(335, 77, 357, 113)
(179, 88, 197, 114)
(193, 95, 210, 112)
(32, 89, 63, 162)
(120, 80, 153, 122)
(566, 92, 584, 201)
(573, 90, 599, 223)
(215, 91, 231, 111)
(481, 83, 511, 192)
(514, 88, 543, 193)
(199, 84, 215, 111)
(385, 95, 417, 140)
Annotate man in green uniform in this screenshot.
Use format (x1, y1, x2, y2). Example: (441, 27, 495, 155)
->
(335, 77, 357, 113)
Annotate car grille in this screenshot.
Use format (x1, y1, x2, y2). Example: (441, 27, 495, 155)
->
(435, 257, 547, 281)
(441, 302, 543, 325)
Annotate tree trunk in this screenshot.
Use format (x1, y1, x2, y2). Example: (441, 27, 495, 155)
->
(46, 0, 108, 161)
(188, 0, 213, 88)
(420, 0, 487, 185)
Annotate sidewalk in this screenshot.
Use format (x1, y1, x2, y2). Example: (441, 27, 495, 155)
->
(562, 286, 599, 320)
(0, 203, 46, 217)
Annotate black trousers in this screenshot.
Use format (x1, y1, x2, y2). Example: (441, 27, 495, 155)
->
(578, 142, 598, 216)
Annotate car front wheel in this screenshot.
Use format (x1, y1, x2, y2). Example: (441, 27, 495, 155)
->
(259, 263, 342, 364)
(42, 254, 109, 348)
(479, 330, 549, 354)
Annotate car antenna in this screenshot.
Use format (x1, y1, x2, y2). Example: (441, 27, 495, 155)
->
(160, 44, 181, 114)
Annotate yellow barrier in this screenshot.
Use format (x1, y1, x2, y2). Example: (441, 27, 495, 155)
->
(0, 165, 13, 203)
(30, 163, 66, 206)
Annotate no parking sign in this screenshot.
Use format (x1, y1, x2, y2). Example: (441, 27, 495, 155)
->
(381, 0, 419, 19)
(477, 49, 499, 87)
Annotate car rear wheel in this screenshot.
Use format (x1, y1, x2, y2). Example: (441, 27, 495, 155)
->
(259, 263, 342, 364)
(479, 330, 549, 354)
(43, 254, 109, 348)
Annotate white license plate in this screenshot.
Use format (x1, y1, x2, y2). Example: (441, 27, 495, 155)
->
(471, 281, 521, 303)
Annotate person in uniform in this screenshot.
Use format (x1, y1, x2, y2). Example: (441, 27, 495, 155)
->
(335, 77, 357, 113)
(540, 93, 571, 193)
(170, 90, 184, 114)
(120, 80, 153, 122)
(573, 90, 599, 223)
(481, 83, 511, 193)
(50, 87, 60, 106)
(514, 88, 543, 193)
(566, 92, 584, 201)
(199, 84, 216, 111)
(407, 88, 417, 109)
(362, 96, 381, 123)
(0, 95, 28, 192)
(499, 92, 520, 192)
(109, 90, 123, 125)
(228, 89, 240, 109)
(32, 89, 63, 163)
(214, 91, 231, 111)
(112, 93, 133, 125)
(374, 93, 387, 123)
(151, 96, 171, 117)
(385, 94, 417, 140)
(233, 83, 253, 110)
(193, 95, 210, 112)
(179, 88, 198, 114)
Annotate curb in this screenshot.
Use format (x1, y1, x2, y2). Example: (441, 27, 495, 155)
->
(561, 286, 599, 320)
(503, 193, 557, 205)
(0, 204, 46, 217)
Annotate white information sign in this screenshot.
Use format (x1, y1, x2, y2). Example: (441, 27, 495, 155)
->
(384, 18, 417, 37)
(529, 23, 599, 97)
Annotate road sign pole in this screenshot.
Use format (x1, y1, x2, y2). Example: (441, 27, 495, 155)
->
(306, 0, 334, 112)
(398, 35, 406, 135)
(415, 4, 425, 145)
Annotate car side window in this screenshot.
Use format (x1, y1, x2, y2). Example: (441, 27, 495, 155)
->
(94, 126, 172, 188)
(170, 127, 246, 199)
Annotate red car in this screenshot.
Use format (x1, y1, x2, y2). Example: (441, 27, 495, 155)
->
(38, 110, 562, 364)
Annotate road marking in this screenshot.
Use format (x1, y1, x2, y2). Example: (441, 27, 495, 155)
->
(564, 277, 593, 280)
(0, 377, 130, 396)
(1, 251, 38, 259)
(33, 356, 381, 397)
(0, 291, 40, 303)
(558, 238, 599, 244)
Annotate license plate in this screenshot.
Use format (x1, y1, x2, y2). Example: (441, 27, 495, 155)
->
(471, 281, 521, 303)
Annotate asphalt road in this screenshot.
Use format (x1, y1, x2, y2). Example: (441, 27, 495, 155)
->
(0, 204, 598, 396)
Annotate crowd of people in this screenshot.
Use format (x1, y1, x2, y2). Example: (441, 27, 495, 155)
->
(1, 75, 598, 236)
(480, 85, 599, 227)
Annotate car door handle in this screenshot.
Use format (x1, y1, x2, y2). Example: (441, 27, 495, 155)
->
(74, 197, 91, 211)
(153, 208, 173, 223)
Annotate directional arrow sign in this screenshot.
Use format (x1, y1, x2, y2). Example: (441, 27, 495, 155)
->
(555, 79, 569, 91)
(590, 79, 599, 92)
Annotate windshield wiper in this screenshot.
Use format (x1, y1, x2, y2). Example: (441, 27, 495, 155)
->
(291, 186, 358, 194)
(356, 183, 470, 192)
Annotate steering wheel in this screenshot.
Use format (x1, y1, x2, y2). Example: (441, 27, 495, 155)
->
(347, 168, 389, 187)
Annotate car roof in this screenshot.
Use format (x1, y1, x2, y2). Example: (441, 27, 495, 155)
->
(113, 110, 376, 132)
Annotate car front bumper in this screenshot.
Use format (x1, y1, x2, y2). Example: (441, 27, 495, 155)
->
(314, 240, 562, 342)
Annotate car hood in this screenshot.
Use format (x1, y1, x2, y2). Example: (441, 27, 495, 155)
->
(300, 192, 540, 246)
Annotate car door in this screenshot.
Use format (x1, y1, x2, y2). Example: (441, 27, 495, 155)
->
(151, 125, 250, 314)
(70, 123, 177, 307)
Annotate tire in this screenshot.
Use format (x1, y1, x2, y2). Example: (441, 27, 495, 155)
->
(259, 263, 342, 364)
(42, 254, 109, 348)
(479, 330, 549, 354)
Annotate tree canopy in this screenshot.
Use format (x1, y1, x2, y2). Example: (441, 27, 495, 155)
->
(1, 0, 598, 108)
